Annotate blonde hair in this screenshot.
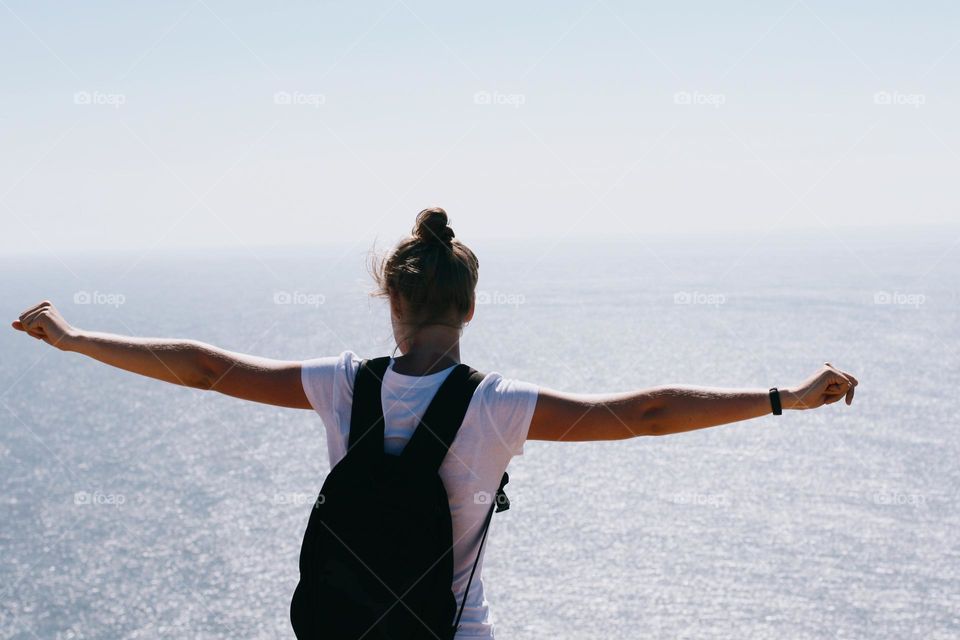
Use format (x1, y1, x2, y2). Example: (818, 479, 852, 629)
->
(371, 208, 479, 326)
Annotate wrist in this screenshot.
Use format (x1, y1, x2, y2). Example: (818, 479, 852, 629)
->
(60, 327, 85, 352)
(777, 387, 802, 411)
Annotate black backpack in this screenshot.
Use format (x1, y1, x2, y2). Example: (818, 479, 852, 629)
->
(291, 356, 510, 639)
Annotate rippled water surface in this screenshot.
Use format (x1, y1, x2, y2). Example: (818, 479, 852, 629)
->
(2, 231, 958, 638)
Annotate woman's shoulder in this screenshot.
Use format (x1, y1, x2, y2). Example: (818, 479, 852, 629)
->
(467, 368, 539, 457)
(470, 368, 539, 417)
(300, 350, 363, 393)
(474, 369, 537, 394)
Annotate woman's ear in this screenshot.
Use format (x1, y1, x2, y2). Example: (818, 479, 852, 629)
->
(464, 300, 475, 323)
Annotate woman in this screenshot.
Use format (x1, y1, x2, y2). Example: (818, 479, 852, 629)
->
(13, 208, 858, 638)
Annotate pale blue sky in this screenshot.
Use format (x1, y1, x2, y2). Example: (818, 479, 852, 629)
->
(2, 1, 958, 253)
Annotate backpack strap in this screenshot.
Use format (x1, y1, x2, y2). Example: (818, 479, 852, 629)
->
(394, 364, 511, 634)
(452, 471, 510, 634)
(345, 357, 392, 462)
(399, 364, 485, 474)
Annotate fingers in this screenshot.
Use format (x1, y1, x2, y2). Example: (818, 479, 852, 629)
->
(845, 384, 856, 405)
(11, 320, 41, 339)
(835, 368, 857, 405)
(19, 307, 48, 332)
(18, 321, 46, 339)
(19, 300, 51, 321)
(825, 379, 851, 396)
(824, 362, 858, 406)
(14, 302, 54, 341)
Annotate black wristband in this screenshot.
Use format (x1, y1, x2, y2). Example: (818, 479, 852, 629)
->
(769, 387, 782, 415)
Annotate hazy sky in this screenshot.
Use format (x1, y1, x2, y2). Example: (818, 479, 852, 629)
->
(2, 1, 958, 253)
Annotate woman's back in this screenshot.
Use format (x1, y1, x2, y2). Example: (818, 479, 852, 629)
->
(302, 350, 538, 637)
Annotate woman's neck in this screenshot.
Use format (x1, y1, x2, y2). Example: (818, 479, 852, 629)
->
(393, 323, 461, 376)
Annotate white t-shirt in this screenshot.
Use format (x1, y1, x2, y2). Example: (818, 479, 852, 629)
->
(300, 350, 539, 639)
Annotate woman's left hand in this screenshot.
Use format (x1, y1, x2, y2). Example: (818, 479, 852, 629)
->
(784, 362, 858, 410)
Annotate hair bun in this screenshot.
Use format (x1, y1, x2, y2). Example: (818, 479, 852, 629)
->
(413, 207, 455, 247)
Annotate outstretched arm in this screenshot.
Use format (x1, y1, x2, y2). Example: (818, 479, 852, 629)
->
(12, 301, 311, 409)
(528, 364, 858, 441)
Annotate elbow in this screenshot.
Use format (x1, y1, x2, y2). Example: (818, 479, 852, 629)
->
(636, 399, 670, 437)
(186, 369, 216, 390)
(185, 365, 216, 390)
(185, 345, 219, 390)
(595, 395, 668, 439)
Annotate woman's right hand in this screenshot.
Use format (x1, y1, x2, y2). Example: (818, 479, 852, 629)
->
(12, 301, 77, 350)
(784, 362, 858, 410)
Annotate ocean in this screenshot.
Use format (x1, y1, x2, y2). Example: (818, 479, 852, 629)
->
(1, 227, 958, 639)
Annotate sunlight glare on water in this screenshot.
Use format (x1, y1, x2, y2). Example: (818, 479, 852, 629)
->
(1, 230, 957, 639)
